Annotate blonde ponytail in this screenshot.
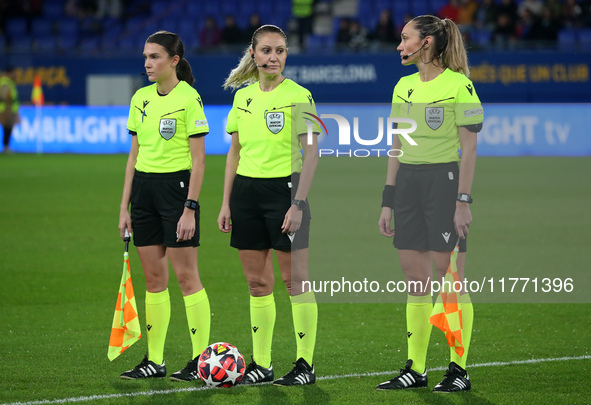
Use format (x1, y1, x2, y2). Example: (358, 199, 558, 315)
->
(223, 46, 259, 91)
(223, 25, 288, 91)
(440, 19, 469, 77)
(411, 15, 470, 77)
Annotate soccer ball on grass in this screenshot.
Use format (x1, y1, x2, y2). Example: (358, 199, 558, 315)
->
(198, 342, 245, 387)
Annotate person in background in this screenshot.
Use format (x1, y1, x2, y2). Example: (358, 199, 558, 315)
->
(221, 14, 244, 47)
(372, 9, 399, 49)
(292, 0, 315, 50)
(199, 16, 221, 50)
(0, 66, 20, 154)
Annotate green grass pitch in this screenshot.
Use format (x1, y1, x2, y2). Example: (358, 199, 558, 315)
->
(0, 154, 589, 404)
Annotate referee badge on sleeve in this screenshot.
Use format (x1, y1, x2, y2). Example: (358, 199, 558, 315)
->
(266, 111, 285, 134)
(159, 119, 177, 140)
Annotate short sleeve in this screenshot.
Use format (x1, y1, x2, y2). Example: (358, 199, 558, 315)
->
(186, 94, 209, 137)
(226, 94, 238, 134)
(455, 79, 483, 127)
(127, 93, 137, 135)
(390, 83, 401, 118)
(293, 89, 321, 136)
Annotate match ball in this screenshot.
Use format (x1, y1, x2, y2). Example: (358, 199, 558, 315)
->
(198, 342, 246, 387)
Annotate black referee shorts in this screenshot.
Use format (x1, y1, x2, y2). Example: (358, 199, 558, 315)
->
(393, 162, 467, 252)
(230, 174, 311, 252)
(130, 170, 200, 248)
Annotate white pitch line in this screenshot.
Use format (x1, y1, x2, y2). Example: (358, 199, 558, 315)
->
(3, 355, 590, 405)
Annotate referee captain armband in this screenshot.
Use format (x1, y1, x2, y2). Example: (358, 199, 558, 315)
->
(184, 199, 199, 210)
(381, 185, 396, 208)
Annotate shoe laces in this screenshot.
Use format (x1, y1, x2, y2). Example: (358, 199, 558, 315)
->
(285, 360, 308, 378)
(185, 357, 198, 370)
(244, 357, 259, 374)
(135, 356, 151, 370)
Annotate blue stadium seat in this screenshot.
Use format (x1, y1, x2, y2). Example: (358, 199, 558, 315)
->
(579, 29, 591, 52)
(178, 20, 197, 39)
(558, 29, 577, 52)
(32, 18, 54, 37)
(203, 2, 221, 18)
(11, 36, 34, 52)
(376, 0, 393, 12)
(221, 0, 241, 17)
(58, 18, 79, 36)
(275, 2, 292, 19)
(44, 3, 63, 19)
(151, 1, 169, 16)
(410, 0, 431, 17)
(392, 1, 411, 20)
(430, 0, 448, 14)
(58, 34, 78, 50)
(36, 36, 58, 52)
(79, 36, 101, 53)
(6, 18, 29, 37)
(474, 28, 492, 47)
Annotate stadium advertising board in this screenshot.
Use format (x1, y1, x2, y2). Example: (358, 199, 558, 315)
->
(9, 104, 591, 156)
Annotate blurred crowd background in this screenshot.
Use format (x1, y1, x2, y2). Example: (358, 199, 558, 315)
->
(1, 0, 591, 56)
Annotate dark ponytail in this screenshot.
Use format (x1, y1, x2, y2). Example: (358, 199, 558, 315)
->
(146, 30, 195, 86)
(176, 58, 194, 86)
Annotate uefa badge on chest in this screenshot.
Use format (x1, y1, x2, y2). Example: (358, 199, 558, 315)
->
(425, 107, 444, 130)
(159, 118, 177, 140)
(266, 111, 285, 134)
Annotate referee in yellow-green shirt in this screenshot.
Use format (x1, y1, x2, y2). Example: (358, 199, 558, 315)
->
(377, 15, 483, 393)
(118, 31, 210, 382)
(218, 24, 320, 386)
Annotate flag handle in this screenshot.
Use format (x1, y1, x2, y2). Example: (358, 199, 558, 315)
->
(119, 229, 131, 326)
(124, 228, 131, 253)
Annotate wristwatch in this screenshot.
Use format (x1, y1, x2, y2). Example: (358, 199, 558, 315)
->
(457, 193, 473, 204)
(184, 199, 199, 210)
(291, 199, 307, 210)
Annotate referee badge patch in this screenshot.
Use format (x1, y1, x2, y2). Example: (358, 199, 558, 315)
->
(266, 112, 284, 134)
(425, 107, 444, 130)
(159, 119, 177, 140)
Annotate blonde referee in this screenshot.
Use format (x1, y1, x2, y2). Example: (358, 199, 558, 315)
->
(377, 15, 483, 393)
(217, 25, 320, 386)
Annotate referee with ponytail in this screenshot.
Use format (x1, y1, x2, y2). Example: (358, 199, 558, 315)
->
(118, 31, 210, 382)
(217, 25, 320, 386)
(377, 16, 483, 393)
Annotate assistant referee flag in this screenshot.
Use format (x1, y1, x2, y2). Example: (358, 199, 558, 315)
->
(108, 249, 142, 361)
(31, 74, 44, 106)
(430, 241, 464, 357)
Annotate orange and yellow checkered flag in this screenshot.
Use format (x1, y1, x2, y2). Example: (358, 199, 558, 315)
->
(31, 74, 44, 106)
(108, 237, 141, 361)
(430, 240, 464, 357)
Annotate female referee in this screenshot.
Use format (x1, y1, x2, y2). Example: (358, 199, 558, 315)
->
(118, 31, 210, 382)
(217, 25, 320, 386)
(377, 15, 483, 393)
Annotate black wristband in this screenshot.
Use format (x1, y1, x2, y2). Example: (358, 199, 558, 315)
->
(184, 199, 198, 210)
(381, 185, 396, 208)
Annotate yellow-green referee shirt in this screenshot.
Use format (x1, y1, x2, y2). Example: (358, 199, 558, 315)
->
(226, 79, 320, 178)
(127, 81, 209, 173)
(391, 69, 483, 164)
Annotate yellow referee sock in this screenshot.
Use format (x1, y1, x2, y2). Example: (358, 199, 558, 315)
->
(145, 289, 170, 365)
(406, 294, 433, 374)
(250, 293, 276, 368)
(291, 291, 318, 365)
(183, 289, 211, 360)
(451, 293, 473, 369)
